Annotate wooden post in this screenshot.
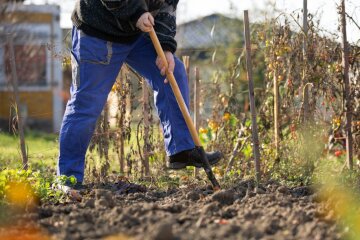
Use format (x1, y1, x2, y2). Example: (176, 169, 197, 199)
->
(194, 67, 201, 177)
(273, 70, 280, 157)
(244, 98, 249, 113)
(142, 80, 151, 177)
(182, 56, 190, 83)
(302, 0, 309, 122)
(7, 34, 28, 170)
(182, 56, 191, 111)
(303, 0, 308, 57)
(340, 0, 353, 169)
(243, 10, 261, 182)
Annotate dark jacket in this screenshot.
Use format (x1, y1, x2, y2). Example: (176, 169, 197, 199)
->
(72, 0, 179, 53)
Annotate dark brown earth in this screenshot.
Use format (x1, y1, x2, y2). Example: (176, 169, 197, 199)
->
(0, 180, 345, 240)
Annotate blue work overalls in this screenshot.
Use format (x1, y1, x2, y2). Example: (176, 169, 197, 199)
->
(57, 27, 194, 182)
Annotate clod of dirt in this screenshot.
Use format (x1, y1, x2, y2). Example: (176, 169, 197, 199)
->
(221, 206, 238, 219)
(39, 207, 53, 218)
(95, 198, 111, 209)
(201, 202, 219, 215)
(147, 220, 175, 240)
(133, 192, 145, 200)
(255, 187, 266, 194)
(82, 198, 95, 208)
(115, 181, 147, 194)
(94, 189, 112, 200)
(242, 222, 265, 239)
(245, 188, 256, 198)
(277, 186, 290, 194)
(217, 224, 242, 238)
(118, 213, 140, 228)
(94, 189, 115, 208)
(291, 186, 313, 197)
(159, 203, 182, 213)
(211, 190, 235, 205)
(185, 190, 201, 201)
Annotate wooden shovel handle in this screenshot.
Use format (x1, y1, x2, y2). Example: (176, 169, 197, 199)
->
(149, 28, 201, 146)
(149, 28, 221, 190)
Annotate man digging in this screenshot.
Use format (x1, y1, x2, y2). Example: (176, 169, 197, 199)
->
(57, 0, 222, 195)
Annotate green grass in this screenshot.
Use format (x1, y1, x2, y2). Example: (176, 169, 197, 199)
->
(0, 125, 164, 179)
(0, 127, 194, 187)
(0, 130, 58, 169)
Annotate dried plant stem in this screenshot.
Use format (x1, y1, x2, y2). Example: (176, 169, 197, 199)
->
(7, 34, 28, 170)
(142, 81, 150, 177)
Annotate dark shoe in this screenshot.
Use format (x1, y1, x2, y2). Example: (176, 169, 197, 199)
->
(168, 148, 223, 170)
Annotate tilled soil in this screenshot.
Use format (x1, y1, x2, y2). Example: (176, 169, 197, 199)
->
(1, 180, 344, 240)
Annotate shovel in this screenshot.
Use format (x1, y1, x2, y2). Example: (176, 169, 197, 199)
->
(149, 28, 221, 190)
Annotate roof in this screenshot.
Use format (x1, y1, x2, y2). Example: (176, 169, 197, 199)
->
(175, 14, 243, 50)
(4, 3, 60, 15)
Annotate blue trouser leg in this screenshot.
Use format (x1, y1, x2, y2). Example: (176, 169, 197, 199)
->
(126, 35, 195, 156)
(57, 28, 130, 182)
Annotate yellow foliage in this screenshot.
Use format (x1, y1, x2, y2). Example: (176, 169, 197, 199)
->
(199, 127, 208, 134)
(223, 112, 231, 121)
(208, 120, 219, 131)
(5, 181, 36, 208)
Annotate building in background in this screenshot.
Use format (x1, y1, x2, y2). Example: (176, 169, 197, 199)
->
(0, 3, 63, 132)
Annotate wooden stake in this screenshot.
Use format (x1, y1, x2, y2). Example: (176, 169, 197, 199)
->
(182, 56, 190, 83)
(194, 67, 201, 177)
(243, 10, 261, 182)
(340, 0, 353, 169)
(302, 0, 309, 122)
(303, 0, 308, 57)
(273, 70, 280, 157)
(182, 56, 191, 110)
(7, 34, 28, 170)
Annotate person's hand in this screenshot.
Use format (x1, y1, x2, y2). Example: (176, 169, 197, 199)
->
(136, 12, 154, 32)
(156, 51, 175, 83)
